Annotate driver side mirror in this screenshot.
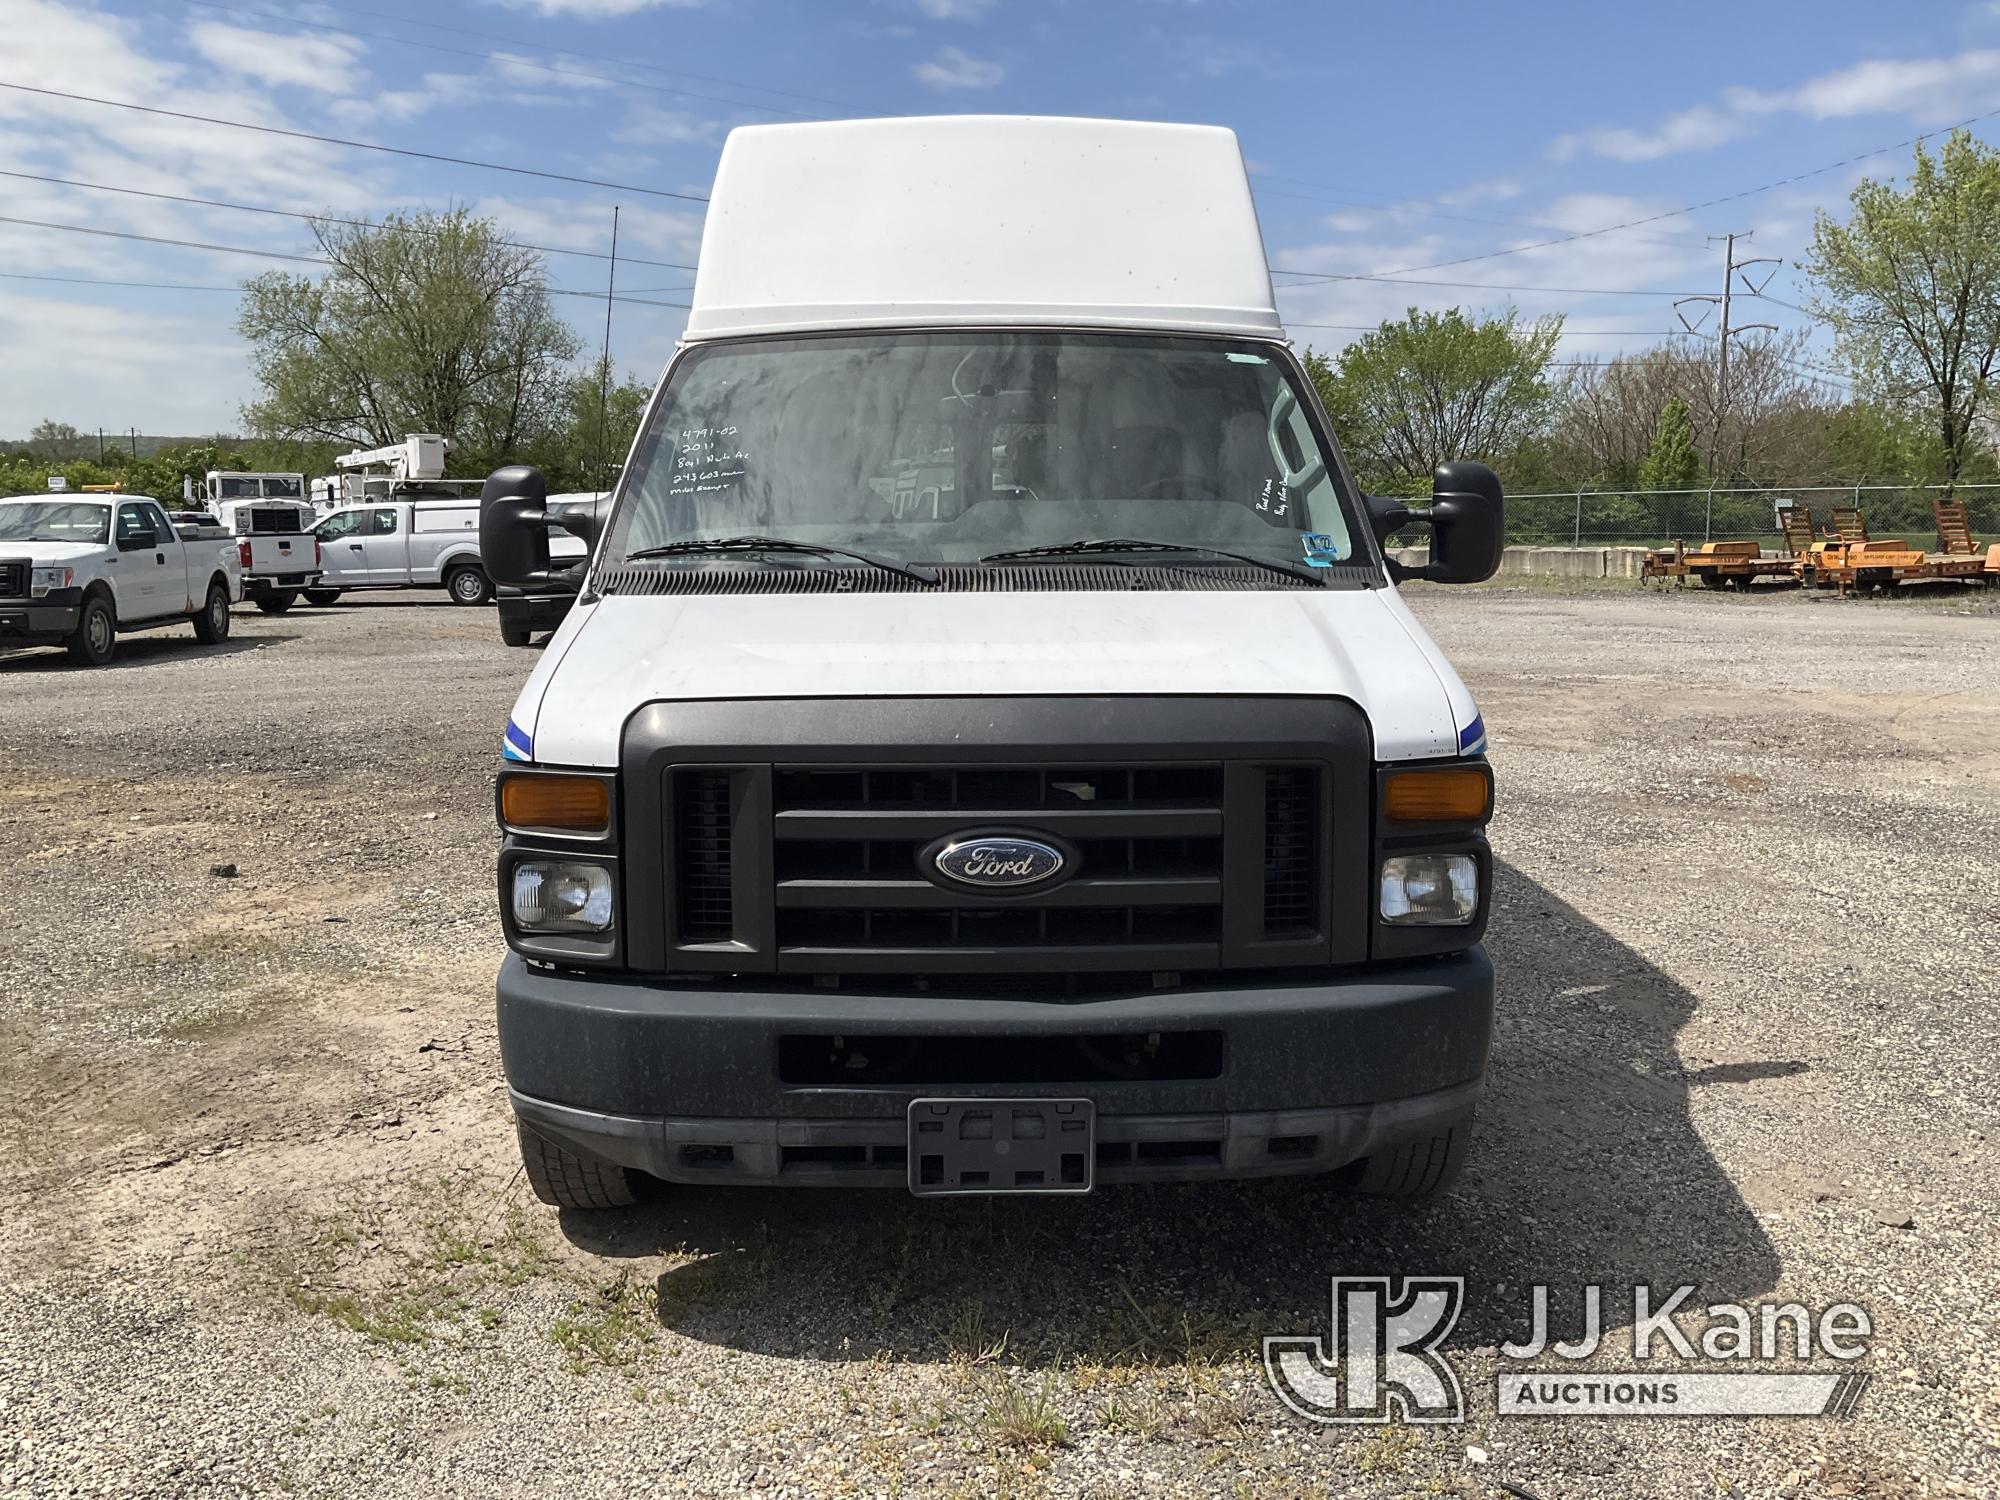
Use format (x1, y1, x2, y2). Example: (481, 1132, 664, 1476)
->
(480, 466, 555, 588)
(1367, 462, 1504, 585)
(117, 528, 157, 553)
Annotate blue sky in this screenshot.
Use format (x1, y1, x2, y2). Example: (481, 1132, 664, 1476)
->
(5, 0, 2000, 434)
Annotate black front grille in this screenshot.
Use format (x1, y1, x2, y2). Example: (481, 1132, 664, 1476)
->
(0, 561, 24, 598)
(767, 763, 1227, 972)
(1262, 767, 1320, 937)
(674, 770, 736, 943)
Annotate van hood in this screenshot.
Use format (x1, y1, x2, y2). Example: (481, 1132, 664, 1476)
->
(506, 586, 1483, 767)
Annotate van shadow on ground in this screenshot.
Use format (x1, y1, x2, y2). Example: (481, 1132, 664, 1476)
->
(560, 861, 1782, 1364)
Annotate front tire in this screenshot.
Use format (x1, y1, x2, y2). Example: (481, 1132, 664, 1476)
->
(255, 590, 299, 615)
(446, 565, 494, 606)
(517, 1122, 636, 1209)
(303, 588, 342, 606)
(1342, 1120, 1472, 1198)
(500, 620, 534, 648)
(64, 595, 116, 666)
(192, 582, 232, 644)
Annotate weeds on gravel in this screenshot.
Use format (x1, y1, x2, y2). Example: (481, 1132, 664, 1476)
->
(549, 1271, 657, 1374)
(265, 1177, 562, 1348)
(976, 1372, 1069, 1452)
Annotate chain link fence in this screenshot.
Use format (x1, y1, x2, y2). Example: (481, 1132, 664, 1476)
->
(1504, 484, 2000, 549)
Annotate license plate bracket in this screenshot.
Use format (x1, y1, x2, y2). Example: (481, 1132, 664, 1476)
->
(907, 1097, 1095, 1196)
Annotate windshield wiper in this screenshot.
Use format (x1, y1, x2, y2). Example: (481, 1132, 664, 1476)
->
(622, 535, 939, 586)
(979, 537, 1321, 584)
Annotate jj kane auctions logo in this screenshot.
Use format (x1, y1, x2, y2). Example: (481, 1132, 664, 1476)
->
(1263, 1278, 1874, 1424)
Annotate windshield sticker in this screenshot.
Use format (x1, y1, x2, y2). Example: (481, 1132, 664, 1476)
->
(1225, 351, 1269, 365)
(1254, 478, 1290, 522)
(669, 426, 749, 497)
(1301, 531, 1342, 567)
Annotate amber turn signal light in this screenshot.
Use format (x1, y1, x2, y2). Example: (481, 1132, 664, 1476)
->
(1384, 767, 1491, 822)
(500, 773, 610, 833)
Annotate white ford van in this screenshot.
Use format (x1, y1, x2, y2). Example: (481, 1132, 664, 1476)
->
(480, 116, 1503, 1207)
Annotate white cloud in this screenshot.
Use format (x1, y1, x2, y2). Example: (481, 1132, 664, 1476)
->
(1553, 47, 2000, 163)
(614, 105, 723, 146)
(492, 0, 708, 17)
(1728, 50, 2000, 122)
(914, 0, 996, 18)
(1551, 103, 1750, 164)
(186, 22, 366, 94)
(912, 45, 1004, 90)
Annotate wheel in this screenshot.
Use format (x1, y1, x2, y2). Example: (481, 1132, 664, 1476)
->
(1341, 1120, 1472, 1198)
(64, 595, 116, 666)
(303, 588, 342, 606)
(446, 565, 494, 606)
(517, 1122, 636, 1209)
(500, 621, 534, 648)
(192, 582, 232, 644)
(1699, 573, 1727, 589)
(255, 590, 299, 615)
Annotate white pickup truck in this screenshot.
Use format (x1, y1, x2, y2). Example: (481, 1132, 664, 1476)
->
(0, 494, 243, 665)
(210, 498, 323, 614)
(307, 499, 493, 605)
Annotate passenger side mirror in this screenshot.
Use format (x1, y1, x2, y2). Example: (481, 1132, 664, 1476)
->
(480, 466, 555, 588)
(1370, 462, 1504, 585)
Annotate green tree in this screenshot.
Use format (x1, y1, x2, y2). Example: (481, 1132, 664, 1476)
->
(1806, 131, 2000, 490)
(1636, 396, 1702, 490)
(27, 420, 88, 462)
(1311, 308, 1564, 492)
(237, 208, 581, 458)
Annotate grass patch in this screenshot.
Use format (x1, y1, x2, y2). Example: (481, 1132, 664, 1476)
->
(976, 1373, 1069, 1452)
(549, 1272, 657, 1374)
(266, 1175, 560, 1349)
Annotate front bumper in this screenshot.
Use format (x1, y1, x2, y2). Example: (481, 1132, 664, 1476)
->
(500, 947, 1492, 1186)
(0, 592, 82, 642)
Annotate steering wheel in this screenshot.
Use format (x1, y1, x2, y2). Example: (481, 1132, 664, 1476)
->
(1266, 388, 1328, 493)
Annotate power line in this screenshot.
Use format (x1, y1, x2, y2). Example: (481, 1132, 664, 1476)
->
(1287, 322, 1709, 336)
(1364, 103, 2000, 278)
(1249, 173, 1709, 250)
(0, 167, 699, 273)
(0, 270, 236, 292)
(1270, 271, 1711, 296)
(0, 213, 691, 307)
(0, 81, 712, 204)
(186, 0, 828, 120)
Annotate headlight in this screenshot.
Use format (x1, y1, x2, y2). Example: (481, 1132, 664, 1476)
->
(512, 860, 614, 933)
(30, 565, 74, 597)
(1379, 854, 1478, 925)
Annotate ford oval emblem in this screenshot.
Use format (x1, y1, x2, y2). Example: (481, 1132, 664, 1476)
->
(931, 835, 1067, 889)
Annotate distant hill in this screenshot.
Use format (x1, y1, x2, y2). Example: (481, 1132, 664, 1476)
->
(0, 434, 248, 459)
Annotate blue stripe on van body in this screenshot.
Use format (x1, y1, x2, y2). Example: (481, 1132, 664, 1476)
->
(1457, 713, 1486, 755)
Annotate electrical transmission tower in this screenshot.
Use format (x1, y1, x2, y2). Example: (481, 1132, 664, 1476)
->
(1675, 231, 1779, 473)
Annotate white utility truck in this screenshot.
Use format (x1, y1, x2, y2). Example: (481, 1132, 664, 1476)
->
(0, 494, 243, 664)
(185, 477, 323, 615)
(311, 435, 478, 517)
(479, 117, 1502, 1209)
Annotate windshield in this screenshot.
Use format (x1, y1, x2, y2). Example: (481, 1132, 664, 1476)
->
(603, 332, 1358, 576)
(0, 501, 110, 544)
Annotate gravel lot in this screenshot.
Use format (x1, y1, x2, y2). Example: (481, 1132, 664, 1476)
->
(2, 582, 1997, 1499)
